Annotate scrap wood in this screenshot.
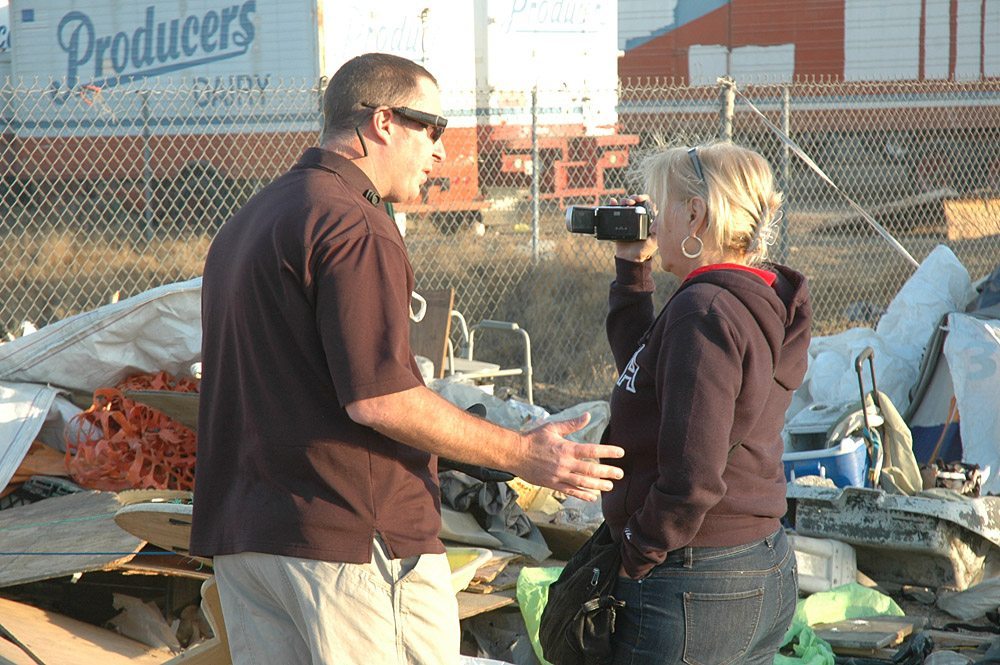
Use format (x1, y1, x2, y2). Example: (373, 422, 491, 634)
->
(0, 490, 143, 588)
(813, 615, 928, 650)
(470, 552, 521, 585)
(0, 596, 170, 665)
(457, 588, 517, 621)
(922, 629, 995, 647)
(6, 442, 68, 487)
(466, 566, 521, 594)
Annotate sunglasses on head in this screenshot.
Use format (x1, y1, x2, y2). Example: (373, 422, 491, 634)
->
(687, 146, 706, 185)
(362, 103, 448, 142)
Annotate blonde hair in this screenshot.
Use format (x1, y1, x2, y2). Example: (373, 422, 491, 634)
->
(638, 141, 784, 266)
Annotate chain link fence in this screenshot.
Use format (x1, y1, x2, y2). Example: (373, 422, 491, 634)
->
(2, 77, 999, 407)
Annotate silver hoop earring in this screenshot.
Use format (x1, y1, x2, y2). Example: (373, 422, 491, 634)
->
(681, 235, 703, 259)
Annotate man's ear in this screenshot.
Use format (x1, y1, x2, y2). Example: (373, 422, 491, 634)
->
(369, 108, 393, 144)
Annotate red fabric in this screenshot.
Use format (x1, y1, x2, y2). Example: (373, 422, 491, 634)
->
(686, 262, 777, 287)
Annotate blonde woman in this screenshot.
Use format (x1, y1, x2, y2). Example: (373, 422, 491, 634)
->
(603, 142, 812, 664)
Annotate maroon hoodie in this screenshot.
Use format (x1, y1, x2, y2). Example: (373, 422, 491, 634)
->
(603, 258, 812, 579)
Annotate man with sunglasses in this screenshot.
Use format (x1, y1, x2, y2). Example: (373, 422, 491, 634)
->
(191, 52, 625, 665)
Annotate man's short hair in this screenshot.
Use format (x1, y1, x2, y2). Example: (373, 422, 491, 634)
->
(320, 53, 438, 145)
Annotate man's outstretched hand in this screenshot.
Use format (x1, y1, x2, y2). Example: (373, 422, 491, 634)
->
(513, 412, 625, 502)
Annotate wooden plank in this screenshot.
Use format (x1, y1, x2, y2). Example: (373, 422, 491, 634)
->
(120, 553, 214, 580)
(470, 552, 521, 585)
(113, 503, 202, 557)
(0, 491, 143, 587)
(813, 616, 925, 649)
(0, 596, 171, 664)
(163, 577, 231, 665)
(457, 588, 516, 620)
(921, 629, 995, 647)
(830, 646, 898, 659)
(942, 198, 1000, 240)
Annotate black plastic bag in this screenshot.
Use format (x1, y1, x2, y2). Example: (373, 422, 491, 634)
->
(539, 521, 624, 665)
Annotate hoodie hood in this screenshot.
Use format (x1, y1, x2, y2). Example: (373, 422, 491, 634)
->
(681, 263, 812, 391)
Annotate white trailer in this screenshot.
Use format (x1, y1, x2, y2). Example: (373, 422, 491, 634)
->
(3, 0, 638, 215)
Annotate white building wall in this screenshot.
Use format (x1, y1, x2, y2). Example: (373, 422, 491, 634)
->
(924, 0, 952, 80)
(618, 0, 676, 50)
(845, 0, 921, 80)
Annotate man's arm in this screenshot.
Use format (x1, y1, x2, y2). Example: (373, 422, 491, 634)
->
(346, 386, 624, 502)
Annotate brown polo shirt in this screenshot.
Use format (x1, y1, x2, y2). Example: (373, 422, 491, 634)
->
(190, 148, 442, 563)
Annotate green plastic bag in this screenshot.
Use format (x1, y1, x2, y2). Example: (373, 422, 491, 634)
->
(516, 566, 561, 665)
(776, 583, 905, 665)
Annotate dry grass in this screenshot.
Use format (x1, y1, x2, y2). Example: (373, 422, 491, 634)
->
(3, 199, 998, 409)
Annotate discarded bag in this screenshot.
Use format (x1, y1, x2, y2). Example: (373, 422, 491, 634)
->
(538, 521, 624, 665)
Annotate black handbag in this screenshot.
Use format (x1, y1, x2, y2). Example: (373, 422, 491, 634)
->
(538, 521, 625, 665)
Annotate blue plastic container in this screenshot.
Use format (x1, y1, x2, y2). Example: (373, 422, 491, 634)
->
(782, 438, 869, 488)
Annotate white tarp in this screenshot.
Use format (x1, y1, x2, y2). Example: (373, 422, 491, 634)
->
(0, 382, 61, 494)
(0, 278, 202, 392)
(944, 313, 1000, 494)
(787, 245, 975, 423)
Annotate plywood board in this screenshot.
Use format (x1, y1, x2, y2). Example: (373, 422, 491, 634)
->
(0, 596, 171, 664)
(408, 288, 454, 379)
(813, 616, 925, 649)
(114, 503, 194, 555)
(457, 588, 516, 620)
(0, 491, 143, 587)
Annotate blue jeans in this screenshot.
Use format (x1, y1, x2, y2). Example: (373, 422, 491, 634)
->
(610, 527, 797, 665)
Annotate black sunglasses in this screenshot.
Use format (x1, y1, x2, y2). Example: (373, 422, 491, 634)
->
(362, 103, 448, 142)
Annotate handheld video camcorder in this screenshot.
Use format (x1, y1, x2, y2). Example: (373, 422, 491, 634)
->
(565, 206, 650, 241)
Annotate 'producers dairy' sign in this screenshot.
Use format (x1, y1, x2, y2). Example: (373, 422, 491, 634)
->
(55, 1, 257, 88)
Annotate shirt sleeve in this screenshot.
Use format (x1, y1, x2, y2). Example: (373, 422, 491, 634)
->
(620, 303, 745, 578)
(312, 233, 422, 405)
(606, 257, 656, 373)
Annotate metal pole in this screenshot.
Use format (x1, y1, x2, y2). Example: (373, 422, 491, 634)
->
(718, 76, 735, 142)
(778, 85, 791, 262)
(140, 90, 154, 243)
(530, 85, 539, 263)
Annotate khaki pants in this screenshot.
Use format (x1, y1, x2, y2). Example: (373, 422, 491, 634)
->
(214, 539, 459, 665)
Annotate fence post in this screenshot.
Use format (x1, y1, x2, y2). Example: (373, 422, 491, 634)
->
(140, 90, 154, 244)
(778, 85, 791, 262)
(718, 76, 736, 142)
(530, 85, 540, 263)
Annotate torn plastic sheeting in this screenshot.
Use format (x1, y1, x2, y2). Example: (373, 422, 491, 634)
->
(937, 577, 1000, 621)
(429, 379, 611, 444)
(787, 245, 974, 425)
(0, 278, 202, 393)
(108, 593, 182, 652)
(943, 313, 1000, 494)
(0, 381, 61, 492)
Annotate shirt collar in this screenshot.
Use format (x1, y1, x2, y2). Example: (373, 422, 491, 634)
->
(294, 147, 382, 206)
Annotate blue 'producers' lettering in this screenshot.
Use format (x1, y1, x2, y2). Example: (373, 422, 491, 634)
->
(56, 1, 256, 89)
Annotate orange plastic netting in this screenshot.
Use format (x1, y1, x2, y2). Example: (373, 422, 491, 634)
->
(64, 371, 199, 491)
